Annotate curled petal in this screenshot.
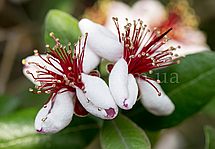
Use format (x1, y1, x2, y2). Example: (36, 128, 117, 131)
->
(34, 90, 74, 134)
(76, 73, 118, 119)
(23, 55, 62, 85)
(127, 74, 138, 108)
(109, 58, 137, 109)
(76, 41, 101, 74)
(83, 48, 100, 74)
(137, 79, 175, 116)
(79, 19, 123, 62)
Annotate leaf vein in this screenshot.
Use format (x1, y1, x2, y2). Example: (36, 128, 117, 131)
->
(168, 67, 215, 97)
(112, 120, 129, 149)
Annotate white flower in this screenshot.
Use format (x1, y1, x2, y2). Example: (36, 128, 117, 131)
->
(22, 32, 118, 134)
(87, 0, 210, 56)
(80, 18, 180, 116)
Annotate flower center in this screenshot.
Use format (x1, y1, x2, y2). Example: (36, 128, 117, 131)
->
(113, 17, 183, 96)
(23, 32, 88, 107)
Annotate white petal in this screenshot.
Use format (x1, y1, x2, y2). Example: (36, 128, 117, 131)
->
(109, 58, 137, 109)
(109, 58, 128, 108)
(126, 74, 138, 108)
(83, 48, 101, 74)
(104, 1, 166, 35)
(76, 74, 118, 119)
(23, 55, 63, 85)
(164, 27, 211, 56)
(137, 79, 175, 116)
(76, 41, 101, 74)
(79, 19, 123, 62)
(35, 90, 74, 134)
(166, 40, 210, 56)
(104, 1, 132, 35)
(131, 0, 166, 26)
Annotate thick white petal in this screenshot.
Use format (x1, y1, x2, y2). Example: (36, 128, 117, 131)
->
(137, 79, 175, 116)
(34, 90, 74, 134)
(126, 74, 138, 108)
(23, 55, 63, 85)
(79, 19, 123, 62)
(109, 58, 128, 109)
(109, 58, 137, 109)
(83, 48, 101, 74)
(76, 41, 101, 74)
(76, 74, 118, 119)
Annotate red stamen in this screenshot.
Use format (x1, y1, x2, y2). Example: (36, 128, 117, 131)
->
(113, 18, 183, 96)
(25, 32, 88, 106)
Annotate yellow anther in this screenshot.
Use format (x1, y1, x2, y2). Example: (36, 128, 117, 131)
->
(49, 32, 54, 37)
(41, 117, 47, 122)
(22, 59, 26, 65)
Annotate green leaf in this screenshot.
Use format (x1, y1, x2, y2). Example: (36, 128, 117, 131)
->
(44, 9, 81, 49)
(202, 96, 215, 117)
(204, 125, 215, 149)
(100, 114, 151, 149)
(0, 108, 99, 149)
(123, 51, 215, 130)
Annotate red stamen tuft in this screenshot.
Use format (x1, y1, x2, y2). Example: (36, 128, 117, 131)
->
(26, 32, 89, 105)
(113, 18, 183, 96)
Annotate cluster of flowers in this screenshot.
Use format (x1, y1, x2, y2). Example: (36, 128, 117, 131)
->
(22, 17, 183, 134)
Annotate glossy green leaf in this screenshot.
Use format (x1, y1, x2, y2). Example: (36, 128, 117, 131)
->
(0, 108, 99, 149)
(44, 9, 81, 49)
(204, 125, 215, 149)
(100, 114, 151, 149)
(123, 51, 215, 130)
